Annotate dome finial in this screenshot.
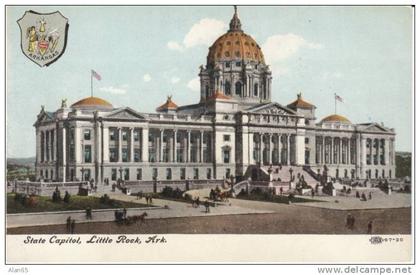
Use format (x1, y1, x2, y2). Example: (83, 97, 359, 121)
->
(229, 5, 242, 32)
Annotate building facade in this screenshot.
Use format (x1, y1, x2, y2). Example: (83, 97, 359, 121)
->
(34, 8, 396, 188)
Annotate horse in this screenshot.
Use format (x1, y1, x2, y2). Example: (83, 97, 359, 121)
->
(219, 191, 231, 202)
(124, 212, 148, 225)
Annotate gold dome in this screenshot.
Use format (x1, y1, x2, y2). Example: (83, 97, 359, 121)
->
(207, 7, 265, 65)
(321, 114, 351, 124)
(71, 96, 113, 109)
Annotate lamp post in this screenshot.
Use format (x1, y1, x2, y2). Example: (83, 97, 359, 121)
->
(80, 167, 85, 182)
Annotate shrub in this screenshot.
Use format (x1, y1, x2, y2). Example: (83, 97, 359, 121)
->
(63, 191, 71, 203)
(99, 194, 114, 205)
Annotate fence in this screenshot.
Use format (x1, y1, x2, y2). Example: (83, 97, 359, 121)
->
(7, 181, 89, 196)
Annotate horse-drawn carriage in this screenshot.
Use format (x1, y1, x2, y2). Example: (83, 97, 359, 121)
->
(114, 210, 148, 225)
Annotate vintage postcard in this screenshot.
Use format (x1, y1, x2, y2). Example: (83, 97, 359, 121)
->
(4, 4, 414, 265)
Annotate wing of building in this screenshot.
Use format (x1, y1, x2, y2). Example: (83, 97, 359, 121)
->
(33, 8, 396, 191)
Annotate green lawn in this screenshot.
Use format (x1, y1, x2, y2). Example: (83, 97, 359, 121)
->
(7, 193, 148, 214)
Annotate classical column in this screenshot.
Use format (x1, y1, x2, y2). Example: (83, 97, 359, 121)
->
(339, 138, 342, 164)
(186, 130, 191, 163)
(361, 137, 366, 166)
(45, 130, 49, 162)
(287, 134, 291, 165)
(268, 133, 272, 164)
(173, 130, 177, 162)
(118, 128, 122, 162)
(52, 129, 56, 162)
(277, 134, 282, 164)
(129, 128, 134, 162)
(159, 129, 164, 162)
(384, 139, 389, 165)
(259, 133, 263, 163)
(200, 131, 204, 163)
(62, 127, 67, 182)
(74, 127, 81, 164)
(36, 129, 41, 164)
(141, 128, 149, 162)
(102, 127, 109, 162)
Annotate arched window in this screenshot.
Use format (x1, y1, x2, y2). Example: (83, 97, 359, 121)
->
(254, 83, 258, 96)
(235, 82, 242, 96)
(225, 81, 231, 95)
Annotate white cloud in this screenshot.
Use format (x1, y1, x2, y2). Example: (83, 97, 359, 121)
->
(262, 33, 323, 64)
(99, 86, 127, 95)
(143, 74, 152, 82)
(168, 18, 226, 51)
(167, 41, 184, 52)
(171, 77, 181, 84)
(187, 77, 200, 92)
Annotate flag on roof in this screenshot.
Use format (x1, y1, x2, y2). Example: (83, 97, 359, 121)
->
(91, 69, 101, 81)
(335, 93, 343, 102)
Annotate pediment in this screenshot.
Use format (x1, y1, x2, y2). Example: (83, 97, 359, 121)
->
(104, 108, 146, 121)
(246, 102, 297, 115)
(359, 123, 390, 133)
(34, 110, 54, 126)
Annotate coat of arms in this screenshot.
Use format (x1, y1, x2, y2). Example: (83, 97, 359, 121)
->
(17, 10, 69, 67)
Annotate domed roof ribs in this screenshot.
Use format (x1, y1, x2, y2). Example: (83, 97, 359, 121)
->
(229, 5, 243, 32)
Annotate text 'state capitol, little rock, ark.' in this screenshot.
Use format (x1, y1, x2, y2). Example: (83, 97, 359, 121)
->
(33, 8, 396, 194)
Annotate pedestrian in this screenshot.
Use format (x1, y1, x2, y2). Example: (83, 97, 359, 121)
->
(346, 214, 352, 229)
(85, 207, 92, 219)
(66, 216, 71, 233)
(149, 196, 153, 204)
(368, 192, 372, 200)
(123, 208, 127, 219)
(311, 188, 315, 198)
(196, 197, 200, 207)
(280, 187, 283, 196)
(70, 219, 76, 234)
(204, 200, 210, 213)
(361, 193, 367, 201)
(367, 221, 373, 234)
(356, 191, 360, 198)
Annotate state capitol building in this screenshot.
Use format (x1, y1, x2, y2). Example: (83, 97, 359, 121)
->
(33, 8, 396, 190)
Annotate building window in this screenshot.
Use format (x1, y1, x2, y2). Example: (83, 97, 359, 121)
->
(122, 148, 129, 162)
(225, 62, 230, 68)
(84, 129, 91, 140)
(223, 149, 230, 163)
(223, 135, 230, 142)
(69, 144, 75, 162)
(124, 168, 130, 181)
(193, 168, 199, 179)
(152, 168, 158, 180)
(40, 170, 43, 178)
(235, 82, 242, 96)
(166, 168, 172, 180)
(225, 81, 231, 95)
(225, 168, 231, 179)
(207, 168, 212, 179)
(180, 168, 186, 180)
(122, 130, 128, 141)
(135, 168, 142, 180)
(51, 169, 54, 180)
(45, 170, 49, 179)
(205, 85, 210, 98)
(84, 145, 92, 163)
(305, 138, 309, 144)
(236, 61, 241, 67)
(84, 169, 91, 181)
(109, 148, 118, 162)
(110, 129, 117, 141)
(134, 149, 141, 162)
(254, 83, 258, 96)
(134, 130, 140, 141)
(111, 169, 117, 181)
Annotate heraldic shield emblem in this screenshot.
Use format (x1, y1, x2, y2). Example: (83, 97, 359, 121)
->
(17, 10, 69, 67)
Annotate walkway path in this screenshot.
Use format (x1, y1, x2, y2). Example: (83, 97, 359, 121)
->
(7, 193, 272, 228)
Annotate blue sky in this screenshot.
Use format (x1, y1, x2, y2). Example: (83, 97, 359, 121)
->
(6, 6, 413, 157)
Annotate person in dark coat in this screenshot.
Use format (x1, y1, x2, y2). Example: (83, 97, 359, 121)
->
(367, 221, 373, 234)
(70, 219, 76, 234)
(123, 208, 127, 219)
(66, 216, 72, 233)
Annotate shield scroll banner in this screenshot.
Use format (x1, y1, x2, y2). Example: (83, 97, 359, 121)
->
(17, 10, 69, 67)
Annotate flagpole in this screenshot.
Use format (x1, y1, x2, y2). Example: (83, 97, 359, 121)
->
(334, 93, 337, 114)
(91, 71, 93, 97)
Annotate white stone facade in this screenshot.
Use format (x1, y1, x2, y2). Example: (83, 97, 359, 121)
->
(33, 8, 396, 188)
